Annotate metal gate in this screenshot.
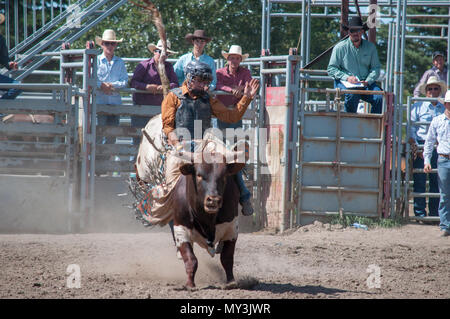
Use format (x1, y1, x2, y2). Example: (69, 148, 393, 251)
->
(295, 89, 393, 224)
(0, 83, 78, 232)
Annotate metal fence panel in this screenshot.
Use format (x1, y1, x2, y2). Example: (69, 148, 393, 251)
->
(299, 112, 384, 217)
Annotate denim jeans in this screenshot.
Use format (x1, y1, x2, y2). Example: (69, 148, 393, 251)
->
(413, 142, 439, 216)
(334, 80, 383, 114)
(131, 116, 151, 146)
(216, 119, 251, 203)
(437, 156, 450, 232)
(0, 73, 22, 100)
(96, 114, 119, 145)
(235, 170, 251, 203)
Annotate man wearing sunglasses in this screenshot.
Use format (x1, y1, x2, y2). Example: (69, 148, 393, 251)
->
(95, 29, 128, 146)
(409, 76, 446, 218)
(327, 16, 383, 114)
(173, 30, 217, 91)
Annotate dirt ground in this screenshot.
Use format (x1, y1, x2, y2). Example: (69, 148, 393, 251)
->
(0, 221, 449, 299)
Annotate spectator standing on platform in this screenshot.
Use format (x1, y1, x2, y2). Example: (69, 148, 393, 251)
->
(173, 30, 217, 91)
(130, 39, 178, 145)
(215, 44, 253, 216)
(414, 51, 448, 98)
(409, 76, 446, 217)
(423, 90, 450, 237)
(327, 16, 383, 114)
(0, 13, 21, 107)
(95, 29, 128, 145)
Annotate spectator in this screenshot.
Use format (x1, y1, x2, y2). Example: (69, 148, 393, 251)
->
(130, 39, 179, 145)
(216, 44, 253, 216)
(409, 76, 446, 217)
(173, 30, 217, 91)
(327, 16, 383, 114)
(423, 90, 450, 237)
(0, 13, 21, 110)
(95, 29, 128, 145)
(414, 51, 448, 98)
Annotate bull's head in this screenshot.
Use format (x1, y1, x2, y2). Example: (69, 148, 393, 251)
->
(179, 157, 244, 214)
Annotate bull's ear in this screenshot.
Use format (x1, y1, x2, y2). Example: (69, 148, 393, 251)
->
(226, 163, 245, 176)
(179, 163, 195, 175)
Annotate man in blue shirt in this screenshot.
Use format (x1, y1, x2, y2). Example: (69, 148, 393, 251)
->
(424, 90, 450, 237)
(173, 30, 217, 91)
(409, 76, 446, 217)
(95, 29, 128, 145)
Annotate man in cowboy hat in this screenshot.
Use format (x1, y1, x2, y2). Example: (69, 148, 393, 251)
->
(173, 30, 217, 91)
(216, 44, 253, 215)
(424, 90, 450, 236)
(95, 29, 128, 145)
(327, 16, 383, 114)
(130, 39, 179, 145)
(409, 76, 447, 217)
(414, 51, 448, 98)
(0, 13, 21, 106)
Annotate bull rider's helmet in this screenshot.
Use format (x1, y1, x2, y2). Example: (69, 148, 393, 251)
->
(184, 60, 213, 86)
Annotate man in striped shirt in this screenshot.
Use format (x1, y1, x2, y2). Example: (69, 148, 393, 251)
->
(424, 90, 450, 237)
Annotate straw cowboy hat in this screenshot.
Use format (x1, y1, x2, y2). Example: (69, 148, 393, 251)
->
(148, 39, 178, 55)
(0, 13, 5, 25)
(445, 90, 450, 103)
(342, 16, 369, 31)
(95, 29, 123, 46)
(419, 76, 447, 95)
(222, 45, 249, 61)
(184, 30, 212, 44)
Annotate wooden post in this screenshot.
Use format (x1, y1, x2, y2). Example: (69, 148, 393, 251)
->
(340, 0, 349, 39)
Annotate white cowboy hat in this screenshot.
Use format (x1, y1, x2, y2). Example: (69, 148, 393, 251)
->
(0, 13, 5, 25)
(419, 76, 447, 95)
(95, 29, 123, 46)
(445, 90, 450, 103)
(147, 39, 178, 55)
(221, 45, 249, 61)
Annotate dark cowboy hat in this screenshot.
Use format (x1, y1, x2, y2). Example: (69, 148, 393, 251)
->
(185, 30, 212, 44)
(343, 16, 369, 31)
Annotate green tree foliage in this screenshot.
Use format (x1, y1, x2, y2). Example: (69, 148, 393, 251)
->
(3, 0, 449, 99)
(74, 1, 263, 63)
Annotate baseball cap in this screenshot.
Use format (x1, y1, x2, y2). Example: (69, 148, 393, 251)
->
(432, 51, 445, 60)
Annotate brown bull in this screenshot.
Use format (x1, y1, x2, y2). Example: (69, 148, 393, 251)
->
(171, 151, 244, 289)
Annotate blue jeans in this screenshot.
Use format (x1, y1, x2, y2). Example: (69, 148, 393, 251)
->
(131, 116, 151, 146)
(437, 156, 450, 232)
(334, 80, 383, 114)
(235, 171, 251, 203)
(413, 141, 439, 216)
(96, 114, 119, 145)
(217, 119, 251, 203)
(0, 73, 22, 100)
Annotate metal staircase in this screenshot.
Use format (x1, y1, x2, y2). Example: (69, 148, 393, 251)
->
(3, 0, 128, 81)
